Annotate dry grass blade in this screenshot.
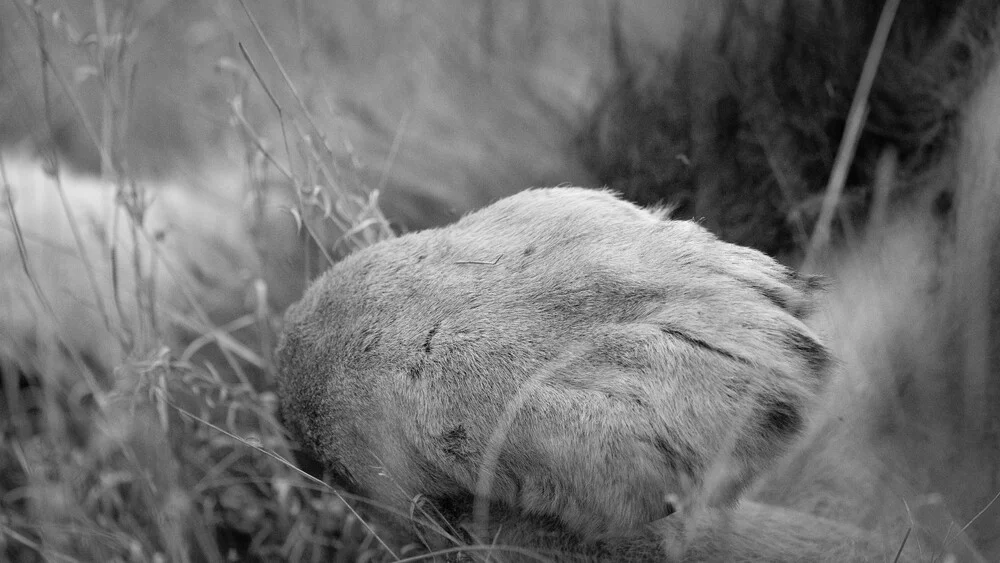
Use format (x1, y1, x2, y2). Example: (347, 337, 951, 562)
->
(892, 527, 911, 563)
(471, 345, 589, 543)
(236, 0, 326, 145)
(332, 217, 384, 254)
(377, 109, 411, 194)
(133, 226, 256, 387)
(25, 5, 117, 338)
(0, 524, 83, 563)
(238, 40, 296, 180)
(805, 0, 901, 266)
(230, 106, 295, 181)
(9, 0, 113, 172)
(1, 156, 53, 318)
(0, 157, 104, 396)
(394, 544, 555, 563)
(951, 489, 1000, 547)
(167, 400, 401, 561)
(237, 0, 391, 257)
(174, 312, 265, 368)
(404, 494, 467, 552)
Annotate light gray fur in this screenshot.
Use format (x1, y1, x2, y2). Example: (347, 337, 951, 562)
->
(277, 187, 832, 554)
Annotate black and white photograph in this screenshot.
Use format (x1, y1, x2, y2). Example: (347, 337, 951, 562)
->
(1, 1, 999, 561)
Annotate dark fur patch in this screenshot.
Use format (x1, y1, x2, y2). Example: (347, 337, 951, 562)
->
(759, 397, 803, 439)
(360, 327, 381, 353)
(649, 435, 698, 475)
(423, 323, 439, 354)
(749, 282, 796, 317)
(659, 326, 753, 366)
(589, 333, 648, 370)
(408, 364, 422, 380)
(783, 328, 831, 376)
(423, 491, 476, 523)
(441, 425, 472, 462)
(325, 461, 364, 496)
(933, 189, 954, 217)
(749, 273, 822, 320)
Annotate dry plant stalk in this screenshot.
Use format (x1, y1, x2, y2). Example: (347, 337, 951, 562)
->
(805, 0, 902, 268)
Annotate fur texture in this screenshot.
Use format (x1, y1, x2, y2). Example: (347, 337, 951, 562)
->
(276, 187, 880, 559)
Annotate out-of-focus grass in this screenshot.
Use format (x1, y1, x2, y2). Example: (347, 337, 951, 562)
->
(2, 1, 675, 559)
(0, 1, 403, 561)
(0, 0, 661, 230)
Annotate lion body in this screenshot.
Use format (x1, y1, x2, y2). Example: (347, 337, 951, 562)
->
(276, 187, 900, 560)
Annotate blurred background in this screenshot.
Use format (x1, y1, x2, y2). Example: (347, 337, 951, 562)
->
(0, 0, 682, 230)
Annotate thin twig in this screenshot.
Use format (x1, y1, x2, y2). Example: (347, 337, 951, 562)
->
(238, 0, 394, 255)
(892, 527, 911, 563)
(10, 0, 114, 172)
(455, 255, 503, 266)
(32, 5, 115, 335)
(133, 227, 255, 388)
(238, 40, 295, 180)
(1, 158, 53, 319)
(377, 110, 411, 194)
(953, 489, 1000, 542)
(395, 543, 555, 563)
(805, 0, 901, 267)
(0, 180, 104, 397)
(230, 107, 295, 181)
(175, 312, 264, 367)
(236, 0, 328, 146)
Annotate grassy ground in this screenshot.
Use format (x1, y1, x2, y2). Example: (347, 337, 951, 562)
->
(1, 0, 999, 561)
(0, 2, 636, 560)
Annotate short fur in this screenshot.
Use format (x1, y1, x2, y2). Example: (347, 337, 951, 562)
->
(276, 187, 891, 560)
